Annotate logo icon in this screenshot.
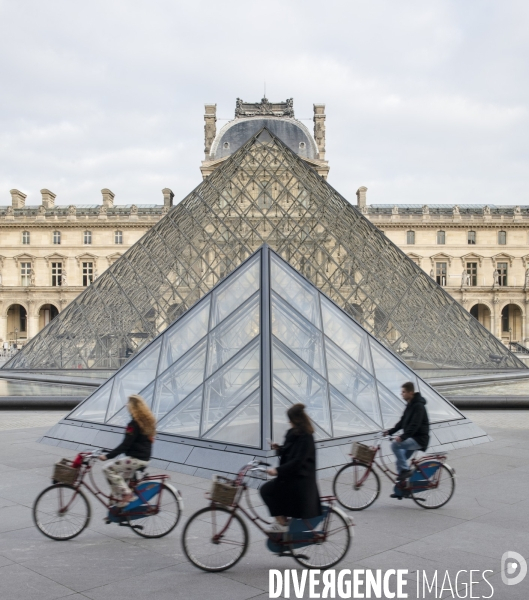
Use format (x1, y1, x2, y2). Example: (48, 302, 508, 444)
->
(501, 551, 527, 586)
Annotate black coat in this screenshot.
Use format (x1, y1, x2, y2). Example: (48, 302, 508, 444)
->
(106, 420, 152, 461)
(388, 393, 430, 450)
(260, 429, 322, 519)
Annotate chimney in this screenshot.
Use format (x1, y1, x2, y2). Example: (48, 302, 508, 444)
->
(162, 188, 174, 208)
(101, 188, 115, 207)
(356, 186, 367, 209)
(40, 188, 56, 209)
(204, 104, 217, 158)
(313, 104, 326, 159)
(10, 189, 27, 209)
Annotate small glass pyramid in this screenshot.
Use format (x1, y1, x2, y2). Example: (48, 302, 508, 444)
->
(67, 246, 464, 450)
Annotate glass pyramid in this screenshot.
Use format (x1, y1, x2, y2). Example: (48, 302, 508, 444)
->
(66, 246, 466, 453)
(7, 129, 522, 370)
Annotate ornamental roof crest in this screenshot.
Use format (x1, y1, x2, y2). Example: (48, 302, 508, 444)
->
(235, 97, 294, 118)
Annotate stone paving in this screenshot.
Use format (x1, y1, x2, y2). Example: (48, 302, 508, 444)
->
(0, 411, 528, 599)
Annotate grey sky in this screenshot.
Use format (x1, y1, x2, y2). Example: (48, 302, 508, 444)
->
(1, 1, 528, 207)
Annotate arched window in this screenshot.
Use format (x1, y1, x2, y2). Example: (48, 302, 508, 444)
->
(467, 231, 476, 245)
(436, 231, 445, 245)
(406, 231, 415, 245)
(84, 230, 92, 245)
(22, 231, 30, 245)
(498, 230, 507, 245)
(114, 231, 123, 244)
(53, 231, 61, 245)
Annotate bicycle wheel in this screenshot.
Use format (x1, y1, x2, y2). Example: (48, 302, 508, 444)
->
(33, 484, 90, 540)
(182, 506, 249, 572)
(411, 463, 455, 509)
(129, 483, 181, 538)
(292, 507, 351, 569)
(333, 461, 380, 510)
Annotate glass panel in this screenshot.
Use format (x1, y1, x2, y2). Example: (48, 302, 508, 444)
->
(68, 380, 113, 423)
(272, 339, 331, 437)
(369, 339, 418, 398)
(202, 339, 260, 435)
(271, 254, 321, 328)
(376, 382, 407, 430)
(321, 296, 373, 373)
(330, 387, 379, 437)
(204, 389, 261, 447)
(325, 338, 381, 426)
(159, 297, 210, 374)
(106, 381, 156, 427)
(272, 292, 325, 376)
(418, 382, 461, 423)
(106, 339, 161, 422)
(207, 294, 259, 376)
(156, 386, 203, 438)
(272, 388, 330, 441)
(153, 338, 207, 420)
(210, 255, 260, 327)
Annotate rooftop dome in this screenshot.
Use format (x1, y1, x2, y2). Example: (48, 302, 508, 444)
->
(201, 98, 329, 179)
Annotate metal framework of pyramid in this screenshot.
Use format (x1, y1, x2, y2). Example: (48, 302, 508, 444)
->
(41, 246, 489, 479)
(7, 129, 523, 370)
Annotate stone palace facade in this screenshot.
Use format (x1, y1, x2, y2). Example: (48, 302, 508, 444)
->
(1, 99, 527, 350)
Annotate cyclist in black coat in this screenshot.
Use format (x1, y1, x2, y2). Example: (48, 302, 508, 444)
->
(260, 403, 322, 533)
(384, 381, 430, 487)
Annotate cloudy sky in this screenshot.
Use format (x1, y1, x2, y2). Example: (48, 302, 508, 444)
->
(0, 1, 527, 207)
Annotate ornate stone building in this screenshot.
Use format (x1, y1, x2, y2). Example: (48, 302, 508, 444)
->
(357, 190, 529, 348)
(0, 188, 173, 345)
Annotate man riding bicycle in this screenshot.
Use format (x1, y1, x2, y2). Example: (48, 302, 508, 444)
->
(383, 381, 430, 496)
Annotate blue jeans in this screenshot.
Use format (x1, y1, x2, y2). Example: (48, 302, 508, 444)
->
(391, 438, 421, 473)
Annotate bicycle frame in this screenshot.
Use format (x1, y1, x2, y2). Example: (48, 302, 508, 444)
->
(56, 452, 170, 517)
(352, 443, 448, 492)
(207, 463, 349, 550)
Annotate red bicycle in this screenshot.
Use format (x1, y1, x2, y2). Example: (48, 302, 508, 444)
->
(182, 460, 353, 572)
(33, 450, 182, 540)
(333, 435, 455, 510)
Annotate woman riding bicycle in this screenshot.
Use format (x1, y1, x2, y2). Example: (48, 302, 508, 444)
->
(99, 395, 156, 506)
(260, 403, 322, 533)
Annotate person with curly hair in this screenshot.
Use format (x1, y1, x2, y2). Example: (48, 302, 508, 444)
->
(99, 395, 156, 506)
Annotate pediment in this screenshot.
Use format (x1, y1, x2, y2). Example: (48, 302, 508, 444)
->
(430, 253, 453, 266)
(44, 253, 68, 265)
(75, 253, 99, 266)
(492, 253, 515, 267)
(13, 252, 37, 264)
(460, 253, 484, 266)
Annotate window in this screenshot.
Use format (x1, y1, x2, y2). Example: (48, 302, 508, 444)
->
(498, 231, 506, 245)
(497, 262, 508, 286)
(468, 231, 476, 245)
(22, 231, 30, 245)
(53, 231, 61, 245)
(51, 262, 62, 287)
(20, 262, 31, 286)
(114, 230, 123, 244)
(435, 262, 447, 286)
(84, 231, 92, 245)
(406, 231, 415, 245)
(82, 262, 93, 286)
(502, 305, 510, 333)
(466, 262, 477, 286)
(437, 231, 445, 245)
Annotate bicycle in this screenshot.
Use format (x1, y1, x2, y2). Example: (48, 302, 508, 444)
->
(182, 460, 353, 572)
(333, 434, 455, 511)
(33, 450, 183, 540)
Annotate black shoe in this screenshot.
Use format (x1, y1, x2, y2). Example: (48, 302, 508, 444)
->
(397, 469, 413, 481)
(390, 494, 403, 500)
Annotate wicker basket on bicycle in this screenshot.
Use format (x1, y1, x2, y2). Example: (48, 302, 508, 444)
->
(53, 458, 79, 485)
(351, 442, 376, 464)
(210, 476, 239, 506)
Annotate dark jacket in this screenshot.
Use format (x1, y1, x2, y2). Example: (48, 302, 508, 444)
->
(106, 420, 152, 461)
(260, 429, 322, 519)
(388, 393, 430, 450)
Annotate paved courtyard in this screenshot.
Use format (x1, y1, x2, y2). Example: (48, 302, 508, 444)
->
(0, 410, 528, 599)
